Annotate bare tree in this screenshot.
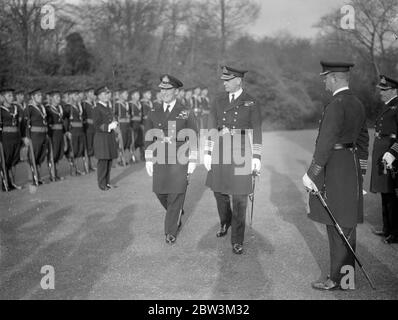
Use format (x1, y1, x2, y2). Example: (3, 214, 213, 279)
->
(316, 0, 398, 77)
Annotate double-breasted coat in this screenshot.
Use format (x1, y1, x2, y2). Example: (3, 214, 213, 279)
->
(24, 103, 49, 165)
(93, 101, 118, 160)
(144, 101, 198, 194)
(45, 104, 65, 163)
(307, 90, 369, 228)
(0, 104, 24, 168)
(205, 90, 262, 195)
(114, 101, 132, 150)
(370, 96, 398, 193)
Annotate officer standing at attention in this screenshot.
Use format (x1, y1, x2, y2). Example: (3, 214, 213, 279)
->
(370, 75, 398, 244)
(0, 88, 25, 190)
(114, 87, 133, 164)
(144, 75, 198, 245)
(24, 88, 49, 184)
(204, 66, 263, 255)
(302, 61, 369, 290)
(45, 89, 65, 181)
(93, 86, 118, 191)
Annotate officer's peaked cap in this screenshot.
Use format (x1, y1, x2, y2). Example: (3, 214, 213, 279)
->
(320, 61, 355, 76)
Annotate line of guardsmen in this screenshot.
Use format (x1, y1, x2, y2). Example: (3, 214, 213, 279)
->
(0, 85, 210, 191)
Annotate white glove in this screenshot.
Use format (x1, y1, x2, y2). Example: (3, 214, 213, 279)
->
(203, 154, 212, 171)
(302, 173, 318, 192)
(382, 152, 396, 168)
(252, 158, 261, 173)
(108, 121, 118, 132)
(188, 162, 196, 174)
(145, 161, 153, 177)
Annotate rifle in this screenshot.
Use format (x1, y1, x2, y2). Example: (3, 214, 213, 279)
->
(0, 110, 9, 191)
(312, 190, 376, 290)
(26, 108, 39, 186)
(177, 173, 190, 231)
(46, 134, 56, 181)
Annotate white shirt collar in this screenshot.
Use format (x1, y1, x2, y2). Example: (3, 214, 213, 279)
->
(333, 86, 349, 96)
(229, 88, 243, 102)
(98, 101, 108, 107)
(385, 95, 398, 105)
(163, 99, 177, 112)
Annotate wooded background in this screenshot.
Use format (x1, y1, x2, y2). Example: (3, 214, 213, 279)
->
(1, 0, 398, 129)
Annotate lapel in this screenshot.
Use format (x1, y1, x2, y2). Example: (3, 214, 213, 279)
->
(224, 91, 245, 112)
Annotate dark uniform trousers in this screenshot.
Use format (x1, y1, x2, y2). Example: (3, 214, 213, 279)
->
(327, 225, 356, 283)
(381, 193, 398, 236)
(144, 101, 198, 238)
(97, 159, 112, 188)
(156, 193, 185, 236)
(31, 132, 48, 165)
(307, 89, 369, 285)
(214, 192, 248, 245)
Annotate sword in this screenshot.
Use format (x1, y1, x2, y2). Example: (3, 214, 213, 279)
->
(177, 173, 190, 230)
(26, 137, 39, 186)
(311, 190, 376, 290)
(46, 135, 56, 181)
(249, 170, 259, 227)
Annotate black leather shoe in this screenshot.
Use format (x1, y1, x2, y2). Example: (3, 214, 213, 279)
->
(166, 234, 176, 245)
(11, 183, 22, 190)
(311, 279, 340, 291)
(38, 180, 44, 185)
(372, 230, 387, 237)
(384, 235, 398, 244)
(99, 186, 109, 191)
(216, 225, 228, 238)
(232, 243, 243, 255)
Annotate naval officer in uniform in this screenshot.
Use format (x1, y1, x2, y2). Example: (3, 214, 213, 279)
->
(144, 75, 198, 245)
(370, 75, 398, 244)
(302, 61, 369, 290)
(93, 86, 118, 191)
(204, 66, 263, 255)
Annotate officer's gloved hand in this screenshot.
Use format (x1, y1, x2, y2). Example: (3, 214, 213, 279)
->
(146, 161, 153, 177)
(203, 154, 212, 171)
(108, 121, 117, 132)
(22, 137, 30, 146)
(188, 162, 196, 174)
(65, 132, 72, 139)
(302, 173, 318, 192)
(252, 158, 261, 174)
(382, 152, 396, 168)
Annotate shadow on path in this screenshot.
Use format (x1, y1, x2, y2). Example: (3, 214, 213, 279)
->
(268, 165, 398, 299)
(0, 204, 136, 299)
(197, 224, 274, 299)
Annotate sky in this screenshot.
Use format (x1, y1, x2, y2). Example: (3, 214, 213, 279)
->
(248, 0, 349, 38)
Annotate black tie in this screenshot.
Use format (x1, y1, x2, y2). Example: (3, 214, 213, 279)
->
(230, 94, 235, 103)
(165, 105, 171, 113)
